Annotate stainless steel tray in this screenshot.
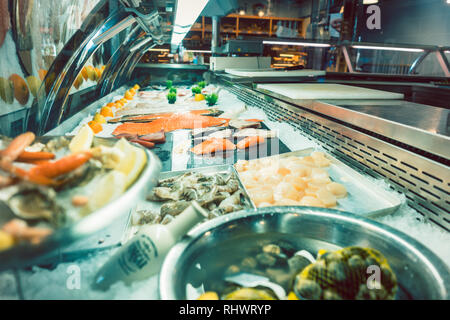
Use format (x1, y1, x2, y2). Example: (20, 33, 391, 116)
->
(0, 136, 162, 271)
(235, 147, 402, 218)
(121, 164, 256, 244)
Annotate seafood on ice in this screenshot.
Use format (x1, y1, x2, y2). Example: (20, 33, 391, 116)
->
(190, 138, 236, 155)
(112, 111, 229, 136)
(134, 171, 251, 226)
(234, 151, 347, 208)
(195, 241, 397, 300)
(0, 131, 147, 251)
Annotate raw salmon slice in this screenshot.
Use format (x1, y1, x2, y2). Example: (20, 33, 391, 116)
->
(236, 136, 265, 150)
(190, 138, 236, 155)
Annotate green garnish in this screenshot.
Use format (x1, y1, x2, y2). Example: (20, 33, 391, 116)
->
(169, 87, 177, 94)
(197, 81, 206, 89)
(191, 86, 202, 95)
(167, 92, 177, 104)
(166, 80, 173, 89)
(205, 93, 218, 106)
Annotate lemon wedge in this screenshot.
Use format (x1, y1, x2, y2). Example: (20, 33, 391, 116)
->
(69, 124, 94, 153)
(87, 170, 127, 212)
(93, 113, 106, 124)
(114, 138, 147, 188)
(0, 230, 15, 251)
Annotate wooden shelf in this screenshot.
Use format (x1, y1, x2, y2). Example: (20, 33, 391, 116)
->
(227, 13, 304, 22)
(184, 14, 306, 43)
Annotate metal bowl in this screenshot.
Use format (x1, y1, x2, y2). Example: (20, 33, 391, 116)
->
(159, 206, 450, 300)
(0, 136, 161, 271)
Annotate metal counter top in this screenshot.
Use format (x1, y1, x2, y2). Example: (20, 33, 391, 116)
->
(254, 88, 450, 160)
(215, 71, 323, 84)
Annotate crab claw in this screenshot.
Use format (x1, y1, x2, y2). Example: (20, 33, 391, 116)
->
(0, 132, 35, 164)
(8, 165, 56, 186)
(29, 151, 93, 179)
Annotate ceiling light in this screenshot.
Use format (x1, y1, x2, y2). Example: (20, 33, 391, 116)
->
(263, 40, 331, 48)
(239, 9, 245, 15)
(363, 0, 378, 4)
(258, 10, 264, 17)
(352, 45, 424, 52)
(171, 0, 209, 48)
(147, 48, 170, 52)
(185, 50, 212, 53)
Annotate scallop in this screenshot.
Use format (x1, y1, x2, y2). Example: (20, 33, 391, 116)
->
(283, 174, 307, 192)
(316, 187, 337, 207)
(299, 156, 316, 167)
(261, 174, 284, 188)
(311, 168, 330, 181)
(277, 166, 291, 176)
(326, 182, 347, 198)
(259, 167, 280, 182)
(249, 187, 274, 206)
(311, 151, 331, 167)
(299, 196, 325, 207)
(285, 162, 312, 178)
(247, 160, 262, 171)
(305, 187, 320, 197)
(274, 182, 300, 202)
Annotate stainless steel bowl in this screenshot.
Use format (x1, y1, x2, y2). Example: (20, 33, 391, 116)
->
(159, 206, 450, 300)
(0, 136, 162, 271)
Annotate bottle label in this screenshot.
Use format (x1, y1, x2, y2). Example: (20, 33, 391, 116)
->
(118, 234, 159, 276)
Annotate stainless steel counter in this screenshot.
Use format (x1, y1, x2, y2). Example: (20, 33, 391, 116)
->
(254, 89, 450, 160)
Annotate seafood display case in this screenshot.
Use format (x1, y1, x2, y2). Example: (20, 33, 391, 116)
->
(0, 1, 449, 301)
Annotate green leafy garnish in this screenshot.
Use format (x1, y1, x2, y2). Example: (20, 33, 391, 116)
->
(169, 87, 177, 94)
(197, 81, 206, 89)
(191, 86, 202, 95)
(167, 92, 177, 104)
(205, 93, 218, 106)
(166, 80, 173, 89)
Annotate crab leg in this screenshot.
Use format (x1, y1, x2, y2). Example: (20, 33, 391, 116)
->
(16, 151, 55, 162)
(8, 165, 56, 186)
(29, 151, 92, 178)
(0, 132, 35, 164)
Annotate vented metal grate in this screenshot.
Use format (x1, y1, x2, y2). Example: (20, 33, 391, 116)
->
(223, 82, 450, 232)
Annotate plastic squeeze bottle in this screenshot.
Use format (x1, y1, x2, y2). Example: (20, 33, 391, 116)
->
(92, 201, 208, 290)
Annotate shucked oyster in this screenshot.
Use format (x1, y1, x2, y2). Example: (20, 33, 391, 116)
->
(2, 183, 65, 227)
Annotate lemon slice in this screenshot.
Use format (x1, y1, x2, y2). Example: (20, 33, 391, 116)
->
(69, 124, 94, 153)
(114, 138, 147, 188)
(87, 170, 127, 211)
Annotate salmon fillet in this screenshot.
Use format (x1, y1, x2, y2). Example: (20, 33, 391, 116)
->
(190, 138, 236, 155)
(236, 136, 265, 150)
(112, 111, 229, 136)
